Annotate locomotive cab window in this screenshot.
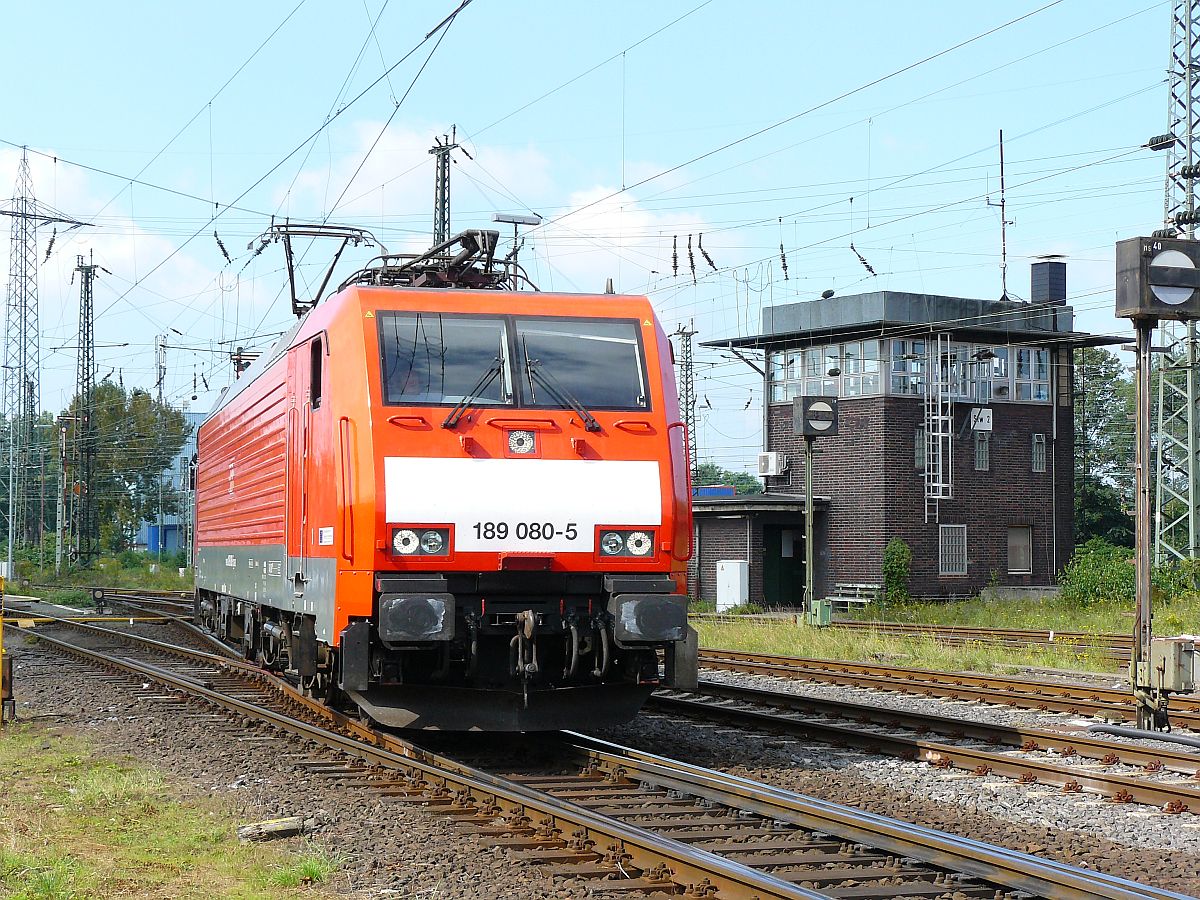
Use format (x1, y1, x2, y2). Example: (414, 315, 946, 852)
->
(515, 318, 649, 410)
(310, 337, 323, 409)
(378, 312, 512, 406)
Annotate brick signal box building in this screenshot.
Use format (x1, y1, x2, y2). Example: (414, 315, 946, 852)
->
(700, 262, 1122, 603)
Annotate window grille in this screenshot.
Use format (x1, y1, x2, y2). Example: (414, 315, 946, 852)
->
(915, 424, 926, 470)
(1032, 433, 1047, 473)
(939, 524, 967, 575)
(974, 432, 989, 471)
(1008, 526, 1032, 574)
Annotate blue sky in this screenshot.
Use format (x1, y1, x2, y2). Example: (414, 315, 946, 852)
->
(0, 1, 1173, 469)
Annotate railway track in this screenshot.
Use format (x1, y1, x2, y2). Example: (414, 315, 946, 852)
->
(698, 648, 1200, 731)
(651, 681, 1200, 813)
(690, 615, 1131, 660)
(10, 617, 1186, 899)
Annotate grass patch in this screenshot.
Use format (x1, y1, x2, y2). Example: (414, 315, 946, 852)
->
(266, 843, 344, 888)
(0, 724, 339, 899)
(695, 618, 1122, 674)
(850, 591, 1200, 637)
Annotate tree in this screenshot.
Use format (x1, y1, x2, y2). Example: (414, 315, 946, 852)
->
(63, 380, 191, 551)
(693, 462, 763, 495)
(1073, 347, 1134, 546)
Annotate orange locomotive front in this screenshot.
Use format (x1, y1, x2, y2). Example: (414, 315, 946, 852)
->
(195, 263, 696, 730)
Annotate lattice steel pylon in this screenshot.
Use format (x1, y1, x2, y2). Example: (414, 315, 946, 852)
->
(1154, 0, 1200, 563)
(4, 150, 42, 572)
(673, 322, 698, 482)
(2, 150, 87, 576)
(72, 252, 101, 566)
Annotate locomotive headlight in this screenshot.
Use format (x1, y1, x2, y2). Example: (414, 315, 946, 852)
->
(600, 531, 625, 555)
(420, 530, 445, 554)
(392, 529, 419, 555)
(625, 531, 653, 556)
(508, 430, 536, 455)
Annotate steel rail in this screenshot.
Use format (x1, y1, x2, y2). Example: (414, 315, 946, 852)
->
(12, 623, 819, 899)
(688, 680, 1200, 776)
(564, 732, 1193, 900)
(698, 649, 1200, 730)
(648, 684, 1200, 812)
(690, 615, 1131, 654)
(17, 618, 1191, 898)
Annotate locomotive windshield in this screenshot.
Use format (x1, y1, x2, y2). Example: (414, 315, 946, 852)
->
(515, 318, 648, 410)
(379, 313, 511, 406)
(377, 312, 648, 410)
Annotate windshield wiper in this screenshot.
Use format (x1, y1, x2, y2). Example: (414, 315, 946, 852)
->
(442, 357, 505, 429)
(525, 359, 601, 432)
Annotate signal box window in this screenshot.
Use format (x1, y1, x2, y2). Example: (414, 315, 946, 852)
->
(1008, 525, 1032, 574)
(974, 432, 989, 472)
(515, 318, 649, 410)
(938, 524, 967, 576)
(1032, 433, 1047, 473)
(378, 313, 511, 406)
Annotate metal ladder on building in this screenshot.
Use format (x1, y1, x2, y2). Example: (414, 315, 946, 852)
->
(924, 333, 953, 523)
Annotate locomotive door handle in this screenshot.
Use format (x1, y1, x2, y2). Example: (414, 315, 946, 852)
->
(339, 416, 355, 562)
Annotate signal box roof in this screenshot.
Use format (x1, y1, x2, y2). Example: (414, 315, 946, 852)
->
(703, 290, 1124, 351)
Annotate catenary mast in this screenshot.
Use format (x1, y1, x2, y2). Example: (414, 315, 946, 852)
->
(1154, 0, 1200, 563)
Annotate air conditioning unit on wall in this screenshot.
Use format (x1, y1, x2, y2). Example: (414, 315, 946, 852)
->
(757, 451, 787, 476)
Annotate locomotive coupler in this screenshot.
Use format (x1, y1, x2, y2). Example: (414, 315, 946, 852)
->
(511, 609, 540, 708)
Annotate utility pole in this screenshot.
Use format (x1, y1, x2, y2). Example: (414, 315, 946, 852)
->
(73, 253, 102, 566)
(2, 149, 87, 578)
(430, 127, 460, 246)
(1154, 0, 1200, 564)
(155, 334, 166, 560)
(55, 421, 66, 576)
(673, 322, 699, 483)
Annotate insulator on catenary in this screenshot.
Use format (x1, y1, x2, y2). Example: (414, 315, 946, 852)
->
(43, 228, 56, 262)
(851, 242, 877, 276)
(687, 234, 696, 284)
(672, 235, 678, 277)
(698, 233, 717, 272)
(779, 242, 789, 280)
(214, 231, 232, 264)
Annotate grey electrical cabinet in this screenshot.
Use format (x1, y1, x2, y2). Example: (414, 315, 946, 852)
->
(1149, 637, 1195, 693)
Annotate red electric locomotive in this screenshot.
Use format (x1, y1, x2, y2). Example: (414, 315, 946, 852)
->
(194, 228, 696, 730)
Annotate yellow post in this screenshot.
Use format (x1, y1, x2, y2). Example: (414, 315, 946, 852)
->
(0, 574, 10, 724)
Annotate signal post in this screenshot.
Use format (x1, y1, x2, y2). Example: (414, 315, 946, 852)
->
(1115, 236, 1200, 729)
(793, 396, 838, 625)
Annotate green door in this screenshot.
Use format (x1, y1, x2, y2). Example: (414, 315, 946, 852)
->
(762, 525, 804, 607)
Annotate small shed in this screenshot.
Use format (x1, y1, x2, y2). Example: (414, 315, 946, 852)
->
(689, 493, 830, 607)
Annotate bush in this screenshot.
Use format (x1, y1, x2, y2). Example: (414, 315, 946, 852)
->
(1060, 538, 1200, 606)
(1059, 539, 1134, 605)
(881, 538, 912, 604)
(118, 549, 144, 570)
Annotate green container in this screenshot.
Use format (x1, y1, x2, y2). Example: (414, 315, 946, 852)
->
(806, 598, 832, 627)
